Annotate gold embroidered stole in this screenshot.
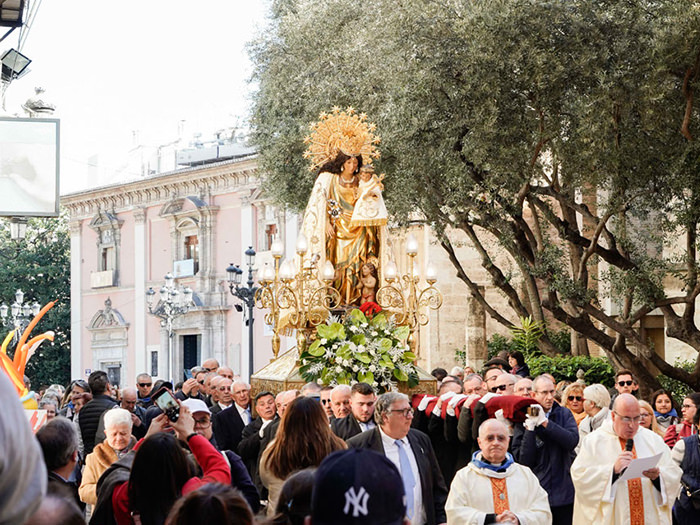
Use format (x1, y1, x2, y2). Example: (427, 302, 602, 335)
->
(489, 477, 510, 514)
(619, 438, 645, 525)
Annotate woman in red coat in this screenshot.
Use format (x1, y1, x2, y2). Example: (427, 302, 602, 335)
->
(111, 408, 230, 525)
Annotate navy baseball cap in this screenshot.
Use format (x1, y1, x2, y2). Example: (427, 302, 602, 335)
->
(311, 448, 406, 525)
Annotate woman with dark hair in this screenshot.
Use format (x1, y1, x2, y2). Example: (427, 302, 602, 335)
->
(508, 351, 530, 378)
(664, 392, 700, 448)
(651, 388, 679, 431)
(111, 408, 230, 525)
(59, 379, 90, 420)
(260, 397, 346, 515)
(165, 483, 253, 525)
(263, 469, 315, 525)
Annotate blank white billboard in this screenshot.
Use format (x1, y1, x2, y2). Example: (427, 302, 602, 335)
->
(0, 117, 59, 217)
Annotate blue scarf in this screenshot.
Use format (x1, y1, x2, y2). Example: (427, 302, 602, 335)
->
(471, 451, 515, 473)
(654, 408, 678, 418)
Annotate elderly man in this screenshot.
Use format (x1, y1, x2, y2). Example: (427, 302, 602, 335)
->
(210, 376, 233, 416)
(572, 393, 681, 524)
(201, 357, 220, 372)
(217, 366, 234, 380)
(119, 387, 147, 438)
(213, 380, 251, 451)
(238, 391, 278, 498)
(492, 373, 517, 395)
(511, 374, 578, 525)
(331, 382, 376, 440)
(36, 417, 84, 511)
(463, 373, 486, 396)
(181, 398, 260, 512)
(330, 384, 352, 419)
(514, 378, 533, 397)
(348, 392, 448, 525)
(446, 419, 551, 524)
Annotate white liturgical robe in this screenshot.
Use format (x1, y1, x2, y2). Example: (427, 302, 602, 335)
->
(445, 453, 551, 525)
(571, 421, 682, 525)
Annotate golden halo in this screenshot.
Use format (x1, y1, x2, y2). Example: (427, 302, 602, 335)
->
(303, 106, 381, 171)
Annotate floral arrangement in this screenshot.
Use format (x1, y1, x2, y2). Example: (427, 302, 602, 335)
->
(299, 306, 419, 392)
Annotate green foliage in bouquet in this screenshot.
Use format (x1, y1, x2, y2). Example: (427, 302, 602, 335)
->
(299, 309, 419, 392)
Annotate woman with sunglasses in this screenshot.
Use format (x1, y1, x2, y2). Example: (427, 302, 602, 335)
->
(59, 379, 91, 420)
(651, 388, 679, 431)
(563, 383, 587, 426)
(664, 393, 700, 448)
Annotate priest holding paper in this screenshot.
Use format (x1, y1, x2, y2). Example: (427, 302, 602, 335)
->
(571, 394, 682, 525)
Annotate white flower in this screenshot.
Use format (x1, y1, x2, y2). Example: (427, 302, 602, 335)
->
(372, 381, 379, 387)
(357, 345, 365, 352)
(371, 331, 378, 336)
(335, 357, 343, 364)
(368, 365, 376, 372)
(349, 325, 359, 332)
(361, 323, 368, 328)
(321, 338, 327, 345)
(353, 365, 359, 372)
(343, 359, 350, 366)
(336, 366, 343, 373)
(316, 378, 323, 385)
(302, 359, 308, 365)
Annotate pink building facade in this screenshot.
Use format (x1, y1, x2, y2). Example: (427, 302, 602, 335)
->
(62, 155, 298, 387)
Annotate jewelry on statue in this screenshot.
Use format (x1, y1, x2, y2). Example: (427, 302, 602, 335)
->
(303, 106, 381, 171)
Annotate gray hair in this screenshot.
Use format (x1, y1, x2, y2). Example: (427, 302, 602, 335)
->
(104, 407, 133, 430)
(36, 417, 78, 471)
(39, 398, 58, 410)
(300, 382, 322, 396)
(583, 384, 611, 409)
(330, 384, 351, 398)
(374, 392, 410, 425)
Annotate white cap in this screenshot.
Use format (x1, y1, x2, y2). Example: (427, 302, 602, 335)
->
(182, 398, 211, 415)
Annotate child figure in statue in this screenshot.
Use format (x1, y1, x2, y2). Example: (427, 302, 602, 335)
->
(358, 261, 379, 304)
(351, 165, 388, 227)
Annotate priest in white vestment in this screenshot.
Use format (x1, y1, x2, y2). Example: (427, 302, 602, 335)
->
(446, 419, 552, 525)
(571, 394, 682, 525)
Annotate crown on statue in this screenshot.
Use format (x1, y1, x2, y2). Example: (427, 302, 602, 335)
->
(303, 106, 381, 171)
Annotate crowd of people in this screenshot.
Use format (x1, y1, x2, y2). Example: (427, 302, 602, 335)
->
(2, 352, 700, 525)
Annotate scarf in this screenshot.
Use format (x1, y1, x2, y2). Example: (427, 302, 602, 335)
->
(654, 408, 678, 419)
(471, 451, 515, 473)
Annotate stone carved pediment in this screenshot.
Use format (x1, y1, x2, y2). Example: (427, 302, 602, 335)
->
(89, 211, 123, 231)
(160, 196, 210, 217)
(88, 298, 129, 330)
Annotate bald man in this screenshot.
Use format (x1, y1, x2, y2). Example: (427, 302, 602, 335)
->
(571, 394, 681, 525)
(446, 419, 551, 524)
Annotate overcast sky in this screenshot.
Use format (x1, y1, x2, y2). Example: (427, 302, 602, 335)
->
(3, 0, 270, 193)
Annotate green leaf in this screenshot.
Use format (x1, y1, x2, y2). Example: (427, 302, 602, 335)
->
(317, 322, 345, 341)
(378, 338, 393, 352)
(307, 339, 325, 357)
(403, 351, 417, 362)
(359, 371, 375, 384)
(349, 308, 367, 325)
(394, 325, 410, 341)
(393, 368, 409, 382)
(351, 333, 367, 346)
(370, 312, 387, 330)
(354, 352, 371, 364)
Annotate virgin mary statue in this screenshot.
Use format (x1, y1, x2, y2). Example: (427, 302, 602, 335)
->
(300, 107, 391, 305)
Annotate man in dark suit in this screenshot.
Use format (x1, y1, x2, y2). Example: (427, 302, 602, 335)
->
(331, 382, 376, 441)
(213, 379, 251, 451)
(209, 376, 232, 416)
(78, 370, 116, 454)
(347, 392, 448, 525)
(238, 391, 278, 497)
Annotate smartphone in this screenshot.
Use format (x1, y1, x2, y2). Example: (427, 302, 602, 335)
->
(526, 405, 540, 417)
(152, 387, 180, 422)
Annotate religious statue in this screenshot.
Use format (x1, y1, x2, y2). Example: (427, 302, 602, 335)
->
(301, 107, 391, 305)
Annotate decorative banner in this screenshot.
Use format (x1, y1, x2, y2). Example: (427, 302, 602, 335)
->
(25, 409, 47, 433)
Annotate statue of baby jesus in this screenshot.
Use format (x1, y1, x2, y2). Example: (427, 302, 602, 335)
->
(358, 261, 379, 305)
(350, 165, 388, 227)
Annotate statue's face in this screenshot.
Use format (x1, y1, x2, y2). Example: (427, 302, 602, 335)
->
(342, 156, 358, 174)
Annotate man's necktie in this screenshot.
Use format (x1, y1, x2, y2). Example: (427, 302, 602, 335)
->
(395, 439, 416, 519)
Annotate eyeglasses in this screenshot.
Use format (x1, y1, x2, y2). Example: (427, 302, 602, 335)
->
(494, 384, 513, 392)
(613, 411, 641, 424)
(617, 380, 634, 387)
(321, 399, 330, 405)
(193, 418, 211, 428)
(567, 396, 582, 402)
(198, 380, 205, 385)
(138, 383, 152, 388)
(388, 408, 414, 418)
(639, 413, 651, 419)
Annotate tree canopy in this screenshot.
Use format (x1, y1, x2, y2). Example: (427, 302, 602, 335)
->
(0, 215, 71, 387)
(249, 0, 700, 393)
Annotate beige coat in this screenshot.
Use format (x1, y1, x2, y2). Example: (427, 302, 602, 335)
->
(79, 437, 135, 505)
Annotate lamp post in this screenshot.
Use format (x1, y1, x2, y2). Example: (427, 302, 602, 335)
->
(146, 273, 195, 382)
(226, 246, 259, 379)
(0, 289, 40, 343)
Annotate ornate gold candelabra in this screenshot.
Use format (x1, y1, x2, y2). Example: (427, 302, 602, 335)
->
(376, 233, 443, 357)
(255, 235, 341, 358)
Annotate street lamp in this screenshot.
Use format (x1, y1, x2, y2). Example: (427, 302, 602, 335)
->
(0, 288, 40, 343)
(146, 273, 195, 382)
(226, 246, 259, 378)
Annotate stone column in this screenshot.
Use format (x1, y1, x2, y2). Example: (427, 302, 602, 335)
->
(465, 286, 487, 370)
(134, 207, 147, 377)
(70, 220, 83, 379)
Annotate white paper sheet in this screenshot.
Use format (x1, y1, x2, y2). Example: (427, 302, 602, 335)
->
(618, 452, 663, 481)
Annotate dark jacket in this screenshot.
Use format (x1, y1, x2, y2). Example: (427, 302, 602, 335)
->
(213, 404, 246, 452)
(347, 427, 448, 525)
(207, 436, 260, 514)
(330, 414, 363, 441)
(79, 394, 117, 455)
(47, 471, 85, 511)
(511, 402, 579, 507)
(238, 417, 277, 498)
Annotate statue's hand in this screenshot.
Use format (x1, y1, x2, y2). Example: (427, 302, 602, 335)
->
(326, 222, 335, 237)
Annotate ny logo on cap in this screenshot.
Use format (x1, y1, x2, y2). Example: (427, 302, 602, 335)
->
(343, 486, 369, 517)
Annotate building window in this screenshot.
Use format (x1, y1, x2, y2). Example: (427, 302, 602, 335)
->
(151, 351, 159, 377)
(265, 224, 277, 251)
(185, 235, 199, 274)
